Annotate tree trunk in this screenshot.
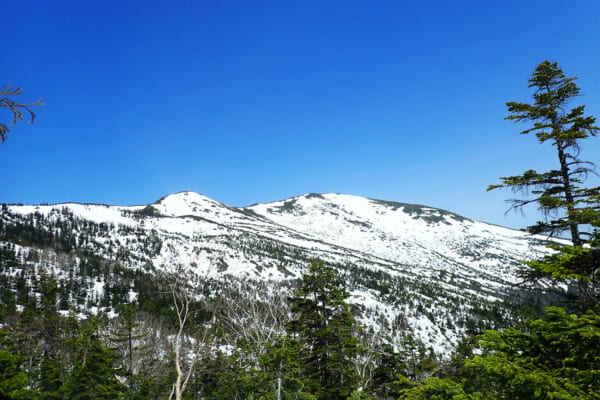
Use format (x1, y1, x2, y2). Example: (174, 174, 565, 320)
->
(276, 358, 282, 400)
(556, 141, 581, 246)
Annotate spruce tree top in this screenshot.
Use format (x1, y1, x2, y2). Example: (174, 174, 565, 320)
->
(505, 61, 597, 143)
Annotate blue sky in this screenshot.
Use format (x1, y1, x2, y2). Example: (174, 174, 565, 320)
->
(2, 1, 599, 229)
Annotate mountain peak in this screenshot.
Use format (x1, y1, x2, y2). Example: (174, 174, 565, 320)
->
(247, 192, 470, 226)
(152, 191, 227, 217)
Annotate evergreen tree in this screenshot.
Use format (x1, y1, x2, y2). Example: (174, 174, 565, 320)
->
(488, 60, 599, 245)
(368, 343, 407, 399)
(0, 331, 39, 400)
(38, 357, 62, 400)
(397, 375, 483, 400)
(287, 260, 360, 400)
(63, 319, 125, 400)
(190, 349, 261, 400)
(408, 60, 600, 399)
(109, 305, 147, 400)
(0, 349, 38, 400)
(400, 333, 437, 382)
(257, 336, 313, 400)
(488, 60, 600, 307)
(462, 308, 600, 399)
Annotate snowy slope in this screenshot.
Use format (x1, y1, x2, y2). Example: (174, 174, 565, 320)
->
(1, 191, 562, 355)
(247, 193, 550, 286)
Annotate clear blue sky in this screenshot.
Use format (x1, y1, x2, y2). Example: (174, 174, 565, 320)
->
(2, 1, 599, 229)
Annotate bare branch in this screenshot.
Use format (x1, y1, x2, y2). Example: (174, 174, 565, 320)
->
(0, 84, 44, 143)
(169, 265, 221, 400)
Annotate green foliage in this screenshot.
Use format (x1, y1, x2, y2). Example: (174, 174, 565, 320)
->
(346, 389, 376, 400)
(0, 341, 38, 399)
(400, 334, 438, 382)
(368, 343, 409, 399)
(399, 60, 600, 400)
(523, 242, 600, 310)
(401, 308, 600, 399)
(109, 305, 148, 400)
(256, 336, 312, 399)
(464, 307, 600, 399)
(38, 356, 62, 400)
(63, 319, 126, 400)
(398, 376, 483, 400)
(191, 348, 292, 400)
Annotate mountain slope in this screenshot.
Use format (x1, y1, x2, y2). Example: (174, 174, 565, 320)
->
(247, 193, 548, 286)
(0, 191, 564, 354)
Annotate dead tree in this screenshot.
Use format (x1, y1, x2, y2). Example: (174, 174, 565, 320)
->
(219, 282, 289, 354)
(168, 276, 221, 400)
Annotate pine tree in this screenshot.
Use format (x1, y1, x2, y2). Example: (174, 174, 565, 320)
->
(0, 330, 39, 400)
(110, 305, 148, 400)
(38, 356, 62, 400)
(488, 60, 599, 246)
(287, 260, 360, 400)
(397, 375, 482, 400)
(488, 60, 600, 308)
(63, 319, 125, 400)
(462, 307, 600, 399)
(20, 271, 65, 399)
(257, 336, 313, 400)
(428, 61, 600, 399)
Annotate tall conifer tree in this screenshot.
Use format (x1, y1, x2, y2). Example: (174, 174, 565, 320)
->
(488, 61, 600, 306)
(64, 319, 125, 400)
(287, 260, 360, 400)
(488, 61, 599, 246)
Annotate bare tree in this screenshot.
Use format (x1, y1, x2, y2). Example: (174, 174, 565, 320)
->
(219, 282, 297, 400)
(354, 326, 381, 391)
(168, 275, 221, 400)
(219, 281, 290, 354)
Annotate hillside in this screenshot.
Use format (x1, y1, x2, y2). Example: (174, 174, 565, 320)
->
(0, 191, 564, 355)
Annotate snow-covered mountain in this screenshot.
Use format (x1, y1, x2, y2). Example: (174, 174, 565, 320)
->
(0, 192, 564, 355)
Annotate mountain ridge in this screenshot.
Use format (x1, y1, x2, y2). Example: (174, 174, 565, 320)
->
(0, 191, 565, 355)
(5, 191, 476, 227)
